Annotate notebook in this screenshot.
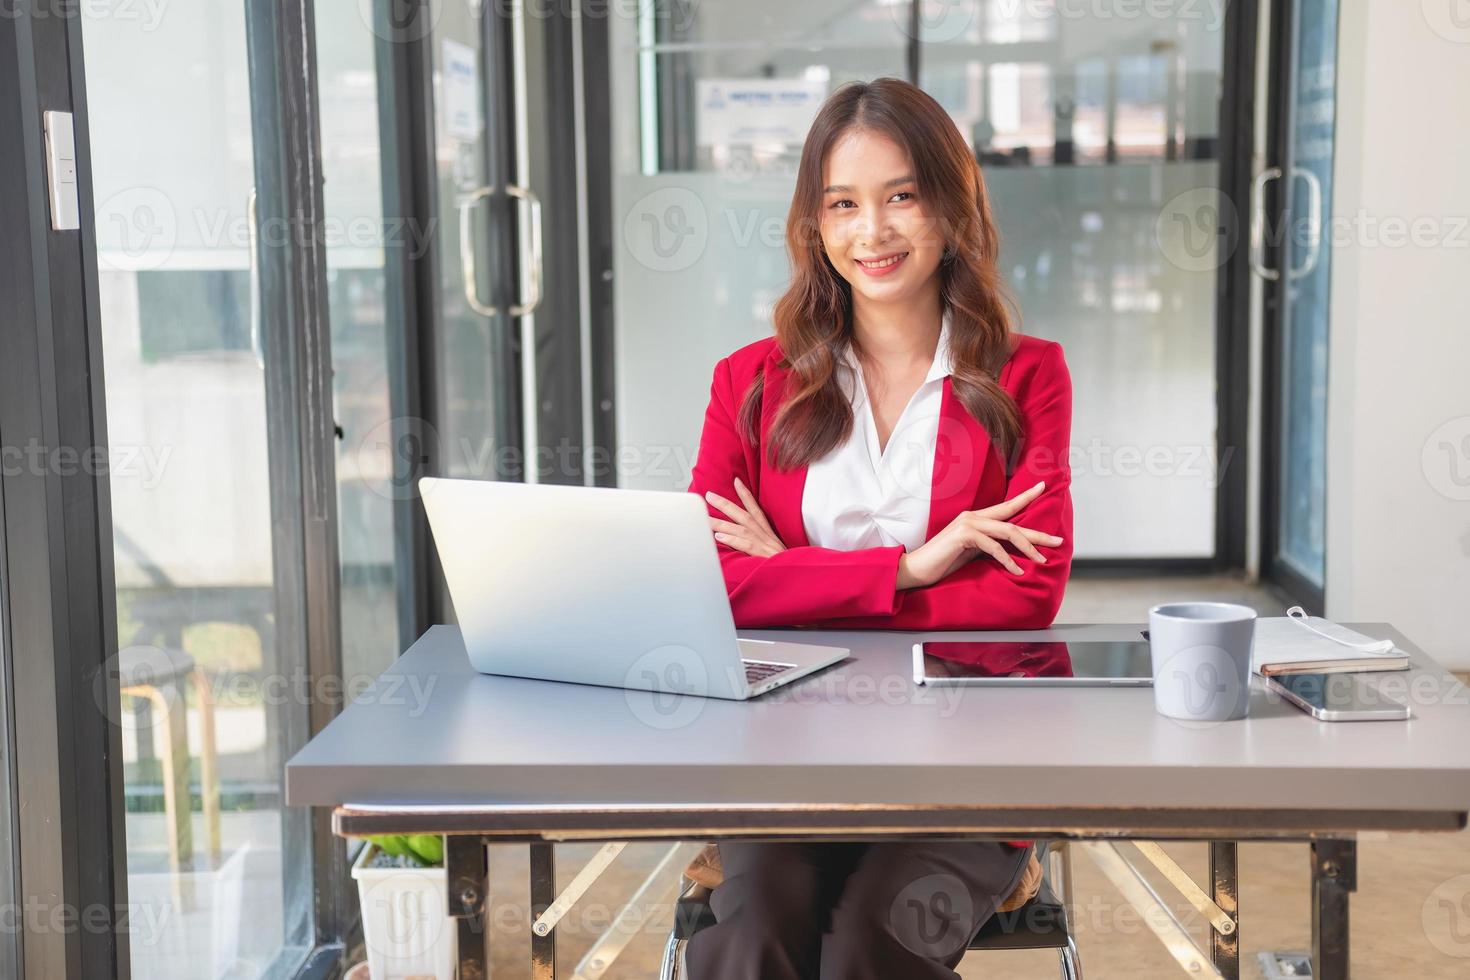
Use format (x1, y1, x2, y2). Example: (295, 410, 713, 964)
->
(1251, 607, 1410, 676)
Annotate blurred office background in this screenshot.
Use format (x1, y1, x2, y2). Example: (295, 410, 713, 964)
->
(2, 0, 1467, 977)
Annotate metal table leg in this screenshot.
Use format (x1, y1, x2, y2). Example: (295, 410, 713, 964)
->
(1311, 839, 1356, 980)
(447, 835, 489, 980)
(1209, 842, 1239, 979)
(530, 843, 557, 980)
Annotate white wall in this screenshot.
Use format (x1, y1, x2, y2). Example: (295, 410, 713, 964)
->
(1325, 1, 1470, 668)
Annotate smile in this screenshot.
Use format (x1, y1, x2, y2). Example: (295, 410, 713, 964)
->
(855, 251, 909, 276)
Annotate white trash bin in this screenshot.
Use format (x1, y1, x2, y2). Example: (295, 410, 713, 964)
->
(351, 843, 457, 980)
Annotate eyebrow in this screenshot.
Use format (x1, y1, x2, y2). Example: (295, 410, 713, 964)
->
(822, 175, 916, 194)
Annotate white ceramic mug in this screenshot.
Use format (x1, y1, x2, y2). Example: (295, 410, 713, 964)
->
(1147, 602, 1256, 722)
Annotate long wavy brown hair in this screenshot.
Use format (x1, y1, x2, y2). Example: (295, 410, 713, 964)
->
(739, 77, 1022, 471)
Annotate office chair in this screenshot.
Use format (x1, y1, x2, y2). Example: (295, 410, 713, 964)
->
(658, 841, 1082, 979)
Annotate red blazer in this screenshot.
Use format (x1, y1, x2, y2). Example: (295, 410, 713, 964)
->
(688, 332, 1074, 631)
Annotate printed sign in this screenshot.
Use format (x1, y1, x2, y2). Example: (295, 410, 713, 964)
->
(695, 78, 827, 147)
(441, 39, 479, 143)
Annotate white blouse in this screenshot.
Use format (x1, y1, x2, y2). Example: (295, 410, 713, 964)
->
(801, 311, 953, 553)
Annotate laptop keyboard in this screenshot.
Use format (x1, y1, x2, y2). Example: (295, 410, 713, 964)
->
(743, 658, 797, 685)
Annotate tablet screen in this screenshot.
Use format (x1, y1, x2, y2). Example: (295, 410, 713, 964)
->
(919, 640, 1154, 683)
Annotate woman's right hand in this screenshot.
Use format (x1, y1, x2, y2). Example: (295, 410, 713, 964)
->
(895, 481, 1064, 590)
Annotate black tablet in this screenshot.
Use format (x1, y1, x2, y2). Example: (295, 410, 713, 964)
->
(912, 639, 1154, 686)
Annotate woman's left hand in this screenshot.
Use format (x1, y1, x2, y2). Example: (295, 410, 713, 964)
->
(705, 477, 787, 557)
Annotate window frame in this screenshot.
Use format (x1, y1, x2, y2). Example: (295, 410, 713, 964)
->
(0, 4, 132, 977)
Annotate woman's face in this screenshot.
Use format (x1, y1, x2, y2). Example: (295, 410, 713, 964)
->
(818, 129, 946, 308)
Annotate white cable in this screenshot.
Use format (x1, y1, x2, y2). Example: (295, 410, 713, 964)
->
(1284, 606, 1396, 654)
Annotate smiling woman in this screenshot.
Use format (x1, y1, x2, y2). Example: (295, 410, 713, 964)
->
(683, 77, 1071, 980)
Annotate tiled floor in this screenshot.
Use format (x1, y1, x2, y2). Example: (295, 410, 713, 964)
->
(358, 575, 1470, 978)
(463, 826, 1470, 980)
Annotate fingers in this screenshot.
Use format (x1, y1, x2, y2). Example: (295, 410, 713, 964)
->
(1015, 525, 1066, 547)
(702, 490, 740, 520)
(960, 513, 1063, 549)
(951, 518, 1050, 575)
(708, 517, 745, 537)
(980, 480, 1046, 519)
(969, 532, 1023, 575)
(712, 530, 751, 554)
(1000, 524, 1047, 564)
(708, 516, 779, 554)
(1012, 479, 1047, 505)
(706, 481, 771, 532)
(702, 490, 764, 537)
(731, 477, 777, 537)
(714, 530, 753, 555)
(713, 531, 777, 558)
(707, 480, 789, 558)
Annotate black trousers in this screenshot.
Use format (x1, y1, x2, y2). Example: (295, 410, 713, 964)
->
(684, 841, 1034, 980)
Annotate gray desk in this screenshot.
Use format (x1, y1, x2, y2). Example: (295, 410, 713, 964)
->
(287, 623, 1470, 980)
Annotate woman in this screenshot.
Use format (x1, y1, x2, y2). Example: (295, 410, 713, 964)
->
(683, 78, 1073, 979)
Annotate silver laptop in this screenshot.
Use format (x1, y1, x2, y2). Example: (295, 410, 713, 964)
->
(420, 477, 849, 699)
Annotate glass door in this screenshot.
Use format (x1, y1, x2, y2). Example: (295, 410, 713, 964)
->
(80, 2, 315, 975)
(1261, 0, 1338, 608)
(424, 0, 595, 617)
(430, 0, 524, 495)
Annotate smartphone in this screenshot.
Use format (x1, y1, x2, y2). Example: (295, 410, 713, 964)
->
(1265, 671, 1410, 721)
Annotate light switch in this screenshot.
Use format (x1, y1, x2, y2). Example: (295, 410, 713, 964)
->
(43, 110, 80, 232)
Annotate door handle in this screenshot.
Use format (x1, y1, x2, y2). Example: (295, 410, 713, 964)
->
(459, 186, 499, 316)
(1288, 166, 1323, 281)
(247, 188, 263, 367)
(507, 184, 543, 316)
(459, 184, 544, 317)
(1249, 166, 1282, 282)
